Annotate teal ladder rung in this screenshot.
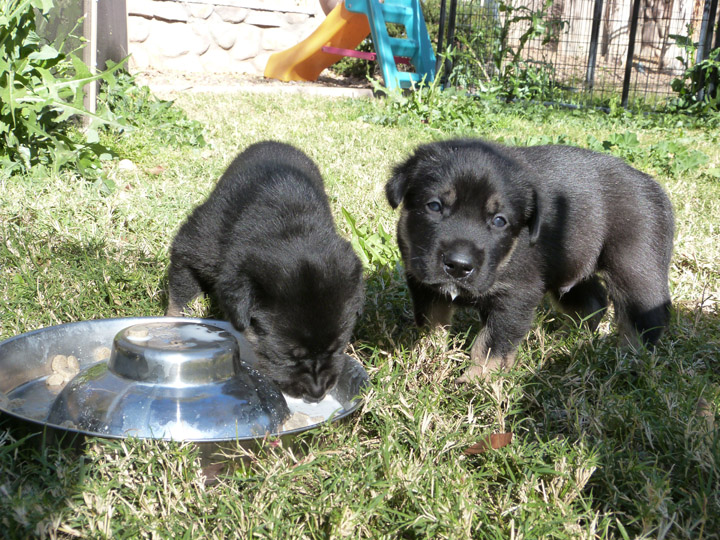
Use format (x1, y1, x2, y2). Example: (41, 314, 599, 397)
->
(389, 38, 417, 57)
(345, 0, 436, 91)
(381, 5, 413, 23)
(396, 72, 421, 85)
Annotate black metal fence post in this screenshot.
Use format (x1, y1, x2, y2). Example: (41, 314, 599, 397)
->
(585, 0, 605, 91)
(621, 0, 642, 108)
(696, 0, 719, 102)
(437, 0, 448, 74)
(443, 0, 458, 85)
(696, 0, 718, 63)
(714, 1, 720, 101)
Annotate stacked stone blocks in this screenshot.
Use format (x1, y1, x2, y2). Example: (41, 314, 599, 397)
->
(128, 0, 323, 75)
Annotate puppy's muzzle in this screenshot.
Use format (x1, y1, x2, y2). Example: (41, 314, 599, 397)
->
(303, 379, 328, 403)
(295, 371, 338, 403)
(442, 249, 477, 280)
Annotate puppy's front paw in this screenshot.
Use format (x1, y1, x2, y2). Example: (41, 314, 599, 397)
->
(165, 299, 184, 317)
(457, 351, 516, 384)
(456, 364, 490, 383)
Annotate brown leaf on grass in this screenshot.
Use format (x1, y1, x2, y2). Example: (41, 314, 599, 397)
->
(695, 397, 715, 430)
(464, 432, 513, 455)
(146, 165, 165, 175)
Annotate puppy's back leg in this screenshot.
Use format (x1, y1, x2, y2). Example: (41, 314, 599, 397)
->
(613, 290, 671, 348)
(166, 262, 203, 316)
(552, 275, 608, 332)
(603, 185, 673, 347)
(605, 266, 671, 348)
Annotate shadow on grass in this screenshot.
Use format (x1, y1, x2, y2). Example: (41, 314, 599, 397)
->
(2, 242, 717, 537)
(0, 225, 173, 536)
(0, 419, 89, 539)
(359, 261, 720, 537)
(515, 302, 720, 536)
(1, 224, 169, 339)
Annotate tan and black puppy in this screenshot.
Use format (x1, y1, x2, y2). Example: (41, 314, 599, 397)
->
(167, 141, 364, 401)
(386, 138, 674, 381)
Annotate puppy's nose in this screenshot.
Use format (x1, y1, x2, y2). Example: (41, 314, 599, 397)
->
(303, 381, 327, 403)
(442, 251, 475, 279)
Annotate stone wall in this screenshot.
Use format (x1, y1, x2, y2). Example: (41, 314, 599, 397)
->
(127, 0, 325, 75)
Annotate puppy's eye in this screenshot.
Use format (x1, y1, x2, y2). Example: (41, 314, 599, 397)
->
(426, 200, 442, 213)
(491, 215, 508, 228)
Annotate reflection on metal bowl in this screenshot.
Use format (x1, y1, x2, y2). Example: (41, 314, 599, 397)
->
(0, 318, 369, 457)
(46, 321, 290, 440)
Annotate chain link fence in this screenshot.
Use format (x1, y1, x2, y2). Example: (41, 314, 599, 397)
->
(436, 0, 719, 109)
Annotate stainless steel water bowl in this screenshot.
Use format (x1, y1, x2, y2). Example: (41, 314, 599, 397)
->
(0, 318, 369, 446)
(47, 321, 289, 440)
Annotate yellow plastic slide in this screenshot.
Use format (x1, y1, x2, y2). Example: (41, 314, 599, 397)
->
(264, 2, 370, 82)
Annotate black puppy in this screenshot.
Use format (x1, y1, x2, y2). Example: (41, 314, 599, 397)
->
(386, 138, 674, 381)
(167, 141, 364, 401)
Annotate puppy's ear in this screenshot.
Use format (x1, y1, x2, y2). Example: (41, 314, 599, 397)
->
(527, 187, 542, 246)
(386, 157, 415, 209)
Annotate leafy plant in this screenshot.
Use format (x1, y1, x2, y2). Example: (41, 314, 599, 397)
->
(95, 68, 207, 150)
(650, 139, 710, 177)
(669, 27, 720, 113)
(366, 63, 502, 130)
(447, 0, 567, 101)
(495, 0, 562, 69)
(499, 59, 559, 101)
(586, 131, 711, 179)
(342, 207, 399, 272)
(601, 130, 640, 153)
(0, 0, 126, 175)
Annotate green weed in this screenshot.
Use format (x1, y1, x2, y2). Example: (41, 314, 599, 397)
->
(669, 27, 720, 113)
(0, 0, 126, 176)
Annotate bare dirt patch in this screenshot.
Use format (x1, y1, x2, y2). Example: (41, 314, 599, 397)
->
(133, 69, 375, 99)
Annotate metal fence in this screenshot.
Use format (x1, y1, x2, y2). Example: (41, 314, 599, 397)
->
(436, 0, 720, 109)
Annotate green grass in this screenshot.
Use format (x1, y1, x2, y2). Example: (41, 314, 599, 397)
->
(1, 87, 719, 539)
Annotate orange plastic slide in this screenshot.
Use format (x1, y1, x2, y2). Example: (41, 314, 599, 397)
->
(264, 2, 370, 82)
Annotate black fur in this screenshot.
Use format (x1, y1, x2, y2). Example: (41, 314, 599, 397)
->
(167, 141, 364, 401)
(386, 138, 674, 378)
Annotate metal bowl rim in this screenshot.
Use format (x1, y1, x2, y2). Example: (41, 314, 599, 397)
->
(0, 317, 369, 442)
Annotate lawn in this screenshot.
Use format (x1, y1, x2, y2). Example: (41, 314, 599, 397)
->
(1, 84, 719, 539)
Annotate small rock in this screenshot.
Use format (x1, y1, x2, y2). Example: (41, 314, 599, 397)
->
(210, 22, 238, 50)
(215, 6, 248, 24)
(118, 159, 137, 171)
(188, 4, 214, 19)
